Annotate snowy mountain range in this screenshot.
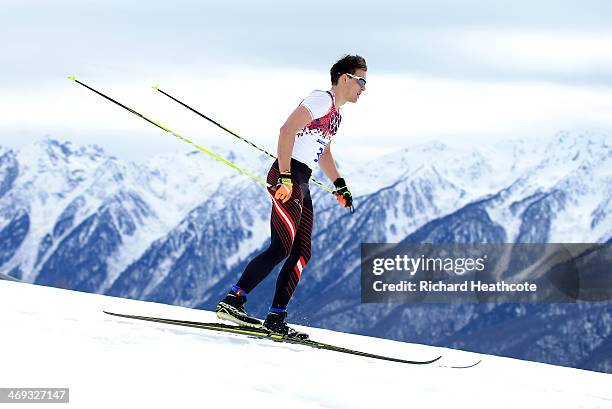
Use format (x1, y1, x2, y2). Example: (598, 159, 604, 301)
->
(1, 133, 611, 373)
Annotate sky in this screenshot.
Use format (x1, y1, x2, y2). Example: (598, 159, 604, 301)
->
(1, 0, 611, 163)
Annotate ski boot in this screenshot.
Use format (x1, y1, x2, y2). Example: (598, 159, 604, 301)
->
(215, 291, 262, 327)
(263, 311, 309, 340)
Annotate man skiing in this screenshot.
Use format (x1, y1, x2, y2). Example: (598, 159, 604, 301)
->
(215, 54, 367, 339)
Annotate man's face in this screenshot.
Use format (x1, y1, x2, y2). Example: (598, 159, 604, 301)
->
(345, 68, 367, 103)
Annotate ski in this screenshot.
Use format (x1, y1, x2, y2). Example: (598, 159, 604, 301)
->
(104, 311, 442, 366)
(439, 360, 482, 369)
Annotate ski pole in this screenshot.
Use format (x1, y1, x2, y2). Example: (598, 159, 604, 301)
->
(151, 85, 335, 194)
(68, 76, 271, 189)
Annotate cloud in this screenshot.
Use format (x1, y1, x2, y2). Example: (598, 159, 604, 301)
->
(2, 0, 612, 86)
(1, 0, 611, 161)
(2, 68, 612, 162)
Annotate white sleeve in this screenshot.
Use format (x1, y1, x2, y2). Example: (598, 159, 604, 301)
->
(300, 90, 332, 120)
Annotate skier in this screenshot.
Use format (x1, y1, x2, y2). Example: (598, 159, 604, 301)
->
(216, 54, 367, 338)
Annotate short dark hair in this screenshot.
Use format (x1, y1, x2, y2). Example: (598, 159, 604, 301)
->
(330, 54, 367, 85)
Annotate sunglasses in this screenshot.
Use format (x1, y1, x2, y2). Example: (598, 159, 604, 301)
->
(345, 73, 366, 90)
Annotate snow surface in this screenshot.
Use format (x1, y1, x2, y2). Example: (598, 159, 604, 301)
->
(0, 280, 610, 409)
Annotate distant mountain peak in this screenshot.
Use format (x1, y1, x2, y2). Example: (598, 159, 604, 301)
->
(36, 136, 106, 162)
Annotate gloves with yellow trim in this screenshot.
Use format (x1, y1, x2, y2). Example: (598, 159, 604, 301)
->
(274, 171, 293, 203)
(333, 177, 353, 211)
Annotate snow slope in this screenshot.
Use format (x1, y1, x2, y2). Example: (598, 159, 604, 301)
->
(0, 280, 610, 409)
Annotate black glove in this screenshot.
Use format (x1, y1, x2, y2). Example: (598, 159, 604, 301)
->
(333, 177, 353, 211)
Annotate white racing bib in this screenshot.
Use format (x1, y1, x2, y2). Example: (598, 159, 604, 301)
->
(292, 90, 342, 168)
